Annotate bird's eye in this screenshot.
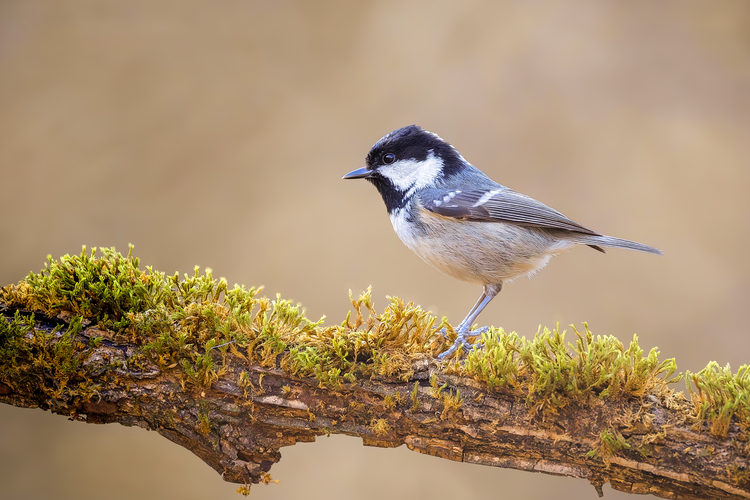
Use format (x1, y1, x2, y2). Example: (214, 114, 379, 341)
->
(383, 153, 396, 164)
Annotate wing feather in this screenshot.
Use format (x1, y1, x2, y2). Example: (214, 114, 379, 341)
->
(419, 188, 601, 236)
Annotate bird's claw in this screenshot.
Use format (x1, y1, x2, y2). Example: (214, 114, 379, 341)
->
(437, 326, 489, 360)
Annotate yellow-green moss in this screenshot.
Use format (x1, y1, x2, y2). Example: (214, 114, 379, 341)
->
(727, 463, 750, 488)
(455, 324, 679, 414)
(587, 428, 632, 465)
(410, 381, 420, 412)
(0, 311, 36, 369)
(370, 418, 392, 436)
(4, 245, 169, 330)
(198, 407, 212, 437)
(0, 246, 747, 436)
(686, 362, 750, 438)
(428, 374, 463, 419)
(0, 307, 99, 401)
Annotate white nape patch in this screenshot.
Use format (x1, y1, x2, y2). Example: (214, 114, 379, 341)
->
(378, 151, 443, 196)
(472, 189, 501, 207)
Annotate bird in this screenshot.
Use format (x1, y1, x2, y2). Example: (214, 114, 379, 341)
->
(343, 125, 662, 359)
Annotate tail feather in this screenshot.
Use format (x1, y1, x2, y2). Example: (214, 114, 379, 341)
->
(584, 235, 663, 255)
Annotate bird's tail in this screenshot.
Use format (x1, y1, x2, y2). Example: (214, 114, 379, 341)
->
(583, 235, 663, 255)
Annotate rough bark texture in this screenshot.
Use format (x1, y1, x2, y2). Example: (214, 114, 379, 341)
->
(1, 309, 748, 499)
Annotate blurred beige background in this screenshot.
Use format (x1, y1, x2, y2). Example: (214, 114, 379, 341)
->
(1, 1, 749, 499)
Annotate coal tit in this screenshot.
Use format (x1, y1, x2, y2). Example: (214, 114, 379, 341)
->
(343, 125, 662, 359)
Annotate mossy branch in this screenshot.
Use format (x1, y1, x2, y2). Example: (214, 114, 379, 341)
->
(1, 247, 749, 498)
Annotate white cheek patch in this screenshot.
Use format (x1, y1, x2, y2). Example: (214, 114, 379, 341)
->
(378, 152, 443, 196)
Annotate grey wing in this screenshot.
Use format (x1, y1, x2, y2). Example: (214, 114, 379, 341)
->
(419, 187, 602, 236)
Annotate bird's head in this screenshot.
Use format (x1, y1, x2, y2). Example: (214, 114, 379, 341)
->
(343, 125, 465, 212)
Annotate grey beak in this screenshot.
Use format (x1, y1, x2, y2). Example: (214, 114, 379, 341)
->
(342, 166, 373, 179)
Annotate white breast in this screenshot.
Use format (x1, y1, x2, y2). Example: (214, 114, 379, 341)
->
(389, 207, 421, 250)
(389, 204, 576, 286)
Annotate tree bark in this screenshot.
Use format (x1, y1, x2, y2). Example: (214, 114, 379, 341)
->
(0, 308, 748, 499)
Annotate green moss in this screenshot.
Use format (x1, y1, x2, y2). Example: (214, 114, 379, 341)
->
(278, 289, 443, 386)
(587, 428, 631, 465)
(457, 324, 678, 414)
(727, 463, 750, 488)
(370, 418, 391, 436)
(428, 374, 463, 418)
(410, 381, 420, 412)
(686, 362, 750, 438)
(0, 310, 35, 370)
(3, 246, 169, 331)
(198, 404, 212, 437)
(0, 309, 100, 401)
(1, 246, 747, 438)
(383, 393, 395, 410)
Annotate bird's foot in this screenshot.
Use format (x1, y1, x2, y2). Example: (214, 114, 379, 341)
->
(437, 326, 489, 360)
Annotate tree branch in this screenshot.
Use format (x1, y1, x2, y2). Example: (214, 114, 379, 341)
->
(0, 311, 747, 499)
(0, 248, 748, 498)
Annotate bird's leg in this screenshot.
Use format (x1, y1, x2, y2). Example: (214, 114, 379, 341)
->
(439, 290, 487, 338)
(438, 283, 502, 360)
(454, 290, 488, 332)
(454, 283, 502, 336)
